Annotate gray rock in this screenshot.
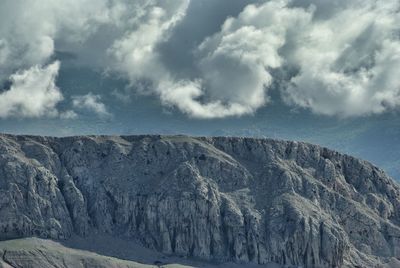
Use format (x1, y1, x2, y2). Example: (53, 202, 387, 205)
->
(0, 237, 158, 268)
(0, 237, 283, 268)
(0, 134, 400, 267)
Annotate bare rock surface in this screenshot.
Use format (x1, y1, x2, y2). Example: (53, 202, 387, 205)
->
(0, 236, 277, 268)
(0, 237, 194, 268)
(0, 134, 400, 267)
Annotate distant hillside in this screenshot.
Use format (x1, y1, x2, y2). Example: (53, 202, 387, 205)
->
(0, 134, 399, 267)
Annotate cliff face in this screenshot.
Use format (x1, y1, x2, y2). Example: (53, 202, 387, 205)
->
(0, 134, 400, 267)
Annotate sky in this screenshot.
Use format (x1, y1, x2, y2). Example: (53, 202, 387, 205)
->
(1, 0, 400, 179)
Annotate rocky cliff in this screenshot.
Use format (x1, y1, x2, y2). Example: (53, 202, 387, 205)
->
(0, 134, 399, 267)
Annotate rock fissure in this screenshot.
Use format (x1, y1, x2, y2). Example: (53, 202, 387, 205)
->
(2, 250, 17, 268)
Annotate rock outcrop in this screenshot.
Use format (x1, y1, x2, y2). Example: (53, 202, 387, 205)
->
(0, 238, 157, 268)
(0, 134, 400, 267)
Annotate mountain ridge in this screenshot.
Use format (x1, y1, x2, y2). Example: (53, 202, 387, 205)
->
(0, 134, 399, 267)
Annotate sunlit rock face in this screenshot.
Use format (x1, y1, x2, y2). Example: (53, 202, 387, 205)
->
(0, 134, 399, 267)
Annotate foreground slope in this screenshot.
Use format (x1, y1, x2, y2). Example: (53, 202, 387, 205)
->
(0, 237, 279, 268)
(0, 134, 399, 267)
(0, 238, 155, 268)
(0, 237, 221, 268)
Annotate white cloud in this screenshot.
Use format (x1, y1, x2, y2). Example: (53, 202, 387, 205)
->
(1, 0, 400, 119)
(60, 110, 78, 120)
(108, 0, 311, 118)
(0, 0, 116, 79)
(0, 0, 127, 119)
(0, 61, 63, 118)
(188, 2, 312, 117)
(282, 0, 400, 116)
(156, 0, 400, 118)
(109, 0, 190, 83)
(0, 0, 195, 118)
(159, 79, 252, 118)
(72, 93, 111, 118)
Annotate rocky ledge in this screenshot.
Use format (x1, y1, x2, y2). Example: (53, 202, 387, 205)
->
(0, 134, 399, 267)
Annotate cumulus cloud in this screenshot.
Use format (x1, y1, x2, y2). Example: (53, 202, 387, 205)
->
(282, 0, 400, 116)
(1, 0, 400, 119)
(0, 0, 199, 118)
(72, 93, 111, 118)
(159, 80, 252, 118)
(107, 0, 400, 118)
(0, 0, 115, 119)
(189, 1, 311, 117)
(0, 61, 63, 118)
(108, 0, 190, 85)
(108, 0, 242, 118)
(0, 0, 117, 79)
(108, 0, 310, 118)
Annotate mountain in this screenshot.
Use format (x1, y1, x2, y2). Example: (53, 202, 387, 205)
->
(3, 67, 400, 181)
(0, 134, 399, 267)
